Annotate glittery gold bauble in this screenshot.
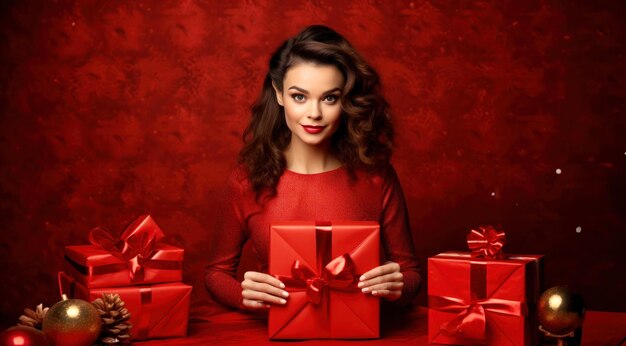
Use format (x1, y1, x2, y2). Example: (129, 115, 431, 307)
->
(42, 297, 101, 346)
(537, 285, 585, 336)
(0, 326, 48, 346)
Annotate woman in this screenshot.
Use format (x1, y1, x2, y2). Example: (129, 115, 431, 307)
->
(205, 25, 421, 311)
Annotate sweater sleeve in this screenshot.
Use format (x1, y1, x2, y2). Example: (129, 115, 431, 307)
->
(379, 166, 422, 305)
(204, 169, 249, 309)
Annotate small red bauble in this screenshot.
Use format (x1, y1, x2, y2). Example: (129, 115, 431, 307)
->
(0, 326, 48, 346)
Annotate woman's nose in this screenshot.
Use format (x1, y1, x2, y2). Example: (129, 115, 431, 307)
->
(307, 102, 322, 120)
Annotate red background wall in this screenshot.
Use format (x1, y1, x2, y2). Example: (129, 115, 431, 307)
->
(1, 0, 625, 326)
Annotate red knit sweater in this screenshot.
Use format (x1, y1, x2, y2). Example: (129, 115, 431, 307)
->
(205, 165, 422, 308)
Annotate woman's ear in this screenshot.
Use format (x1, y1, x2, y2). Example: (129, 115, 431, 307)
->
(271, 81, 284, 106)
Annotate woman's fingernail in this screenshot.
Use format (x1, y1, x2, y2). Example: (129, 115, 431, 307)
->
(361, 287, 369, 293)
(371, 291, 378, 296)
(280, 299, 287, 304)
(279, 283, 285, 288)
(282, 291, 289, 297)
(357, 282, 364, 288)
(360, 275, 367, 281)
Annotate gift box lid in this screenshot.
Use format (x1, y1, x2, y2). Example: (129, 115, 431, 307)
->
(65, 244, 184, 267)
(429, 251, 544, 303)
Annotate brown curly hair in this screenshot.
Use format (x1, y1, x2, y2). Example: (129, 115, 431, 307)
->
(239, 25, 394, 199)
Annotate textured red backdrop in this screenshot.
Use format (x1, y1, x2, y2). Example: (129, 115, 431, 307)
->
(1, 0, 625, 327)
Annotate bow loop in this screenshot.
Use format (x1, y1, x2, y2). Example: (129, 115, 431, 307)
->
(323, 254, 359, 289)
(430, 295, 524, 342)
(441, 303, 486, 342)
(119, 216, 164, 257)
(286, 254, 359, 305)
(467, 225, 506, 259)
(88, 227, 129, 255)
(88, 215, 164, 280)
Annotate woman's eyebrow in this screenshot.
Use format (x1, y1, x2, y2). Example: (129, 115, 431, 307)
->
(287, 86, 342, 94)
(325, 87, 342, 94)
(287, 86, 309, 93)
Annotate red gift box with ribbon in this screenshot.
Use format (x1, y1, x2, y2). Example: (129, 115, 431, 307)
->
(428, 226, 544, 345)
(64, 215, 184, 288)
(58, 271, 192, 340)
(268, 221, 380, 339)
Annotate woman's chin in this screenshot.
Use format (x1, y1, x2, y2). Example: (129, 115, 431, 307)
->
(292, 135, 331, 148)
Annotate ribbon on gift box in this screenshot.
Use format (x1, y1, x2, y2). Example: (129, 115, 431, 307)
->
(88, 215, 173, 282)
(430, 292, 526, 342)
(273, 222, 361, 334)
(430, 226, 528, 343)
(277, 254, 360, 305)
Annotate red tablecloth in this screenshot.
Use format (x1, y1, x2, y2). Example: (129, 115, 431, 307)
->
(134, 306, 626, 345)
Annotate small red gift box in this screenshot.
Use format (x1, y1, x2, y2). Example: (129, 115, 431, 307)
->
(59, 271, 192, 341)
(428, 226, 544, 346)
(268, 221, 380, 339)
(64, 215, 184, 288)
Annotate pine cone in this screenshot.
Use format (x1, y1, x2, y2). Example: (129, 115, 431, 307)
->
(92, 293, 132, 345)
(17, 303, 49, 330)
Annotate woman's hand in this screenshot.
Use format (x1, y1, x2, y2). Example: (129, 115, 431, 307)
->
(241, 271, 290, 310)
(357, 262, 404, 302)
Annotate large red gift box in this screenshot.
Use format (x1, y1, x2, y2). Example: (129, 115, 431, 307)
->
(268, 221, 380, 339)
(59, 271, 191, 341)
(428, 226, 544, 346)
(64, 215, 183, 288)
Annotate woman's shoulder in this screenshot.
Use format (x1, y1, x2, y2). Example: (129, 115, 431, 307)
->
(354, 163, 400, 186)
(228, 163, 249, 181)
(226, 164, 276, 203)
(226, 164, 253, 194)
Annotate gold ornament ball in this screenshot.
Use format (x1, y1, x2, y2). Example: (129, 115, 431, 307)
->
(42, 298, 101, 346)
(537, 285, 585, 336)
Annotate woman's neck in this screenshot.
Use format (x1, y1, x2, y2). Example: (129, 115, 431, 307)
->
(284, 140, 342, 174)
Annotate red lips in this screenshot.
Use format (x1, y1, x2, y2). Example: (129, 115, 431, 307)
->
(301, 125, 326, 134)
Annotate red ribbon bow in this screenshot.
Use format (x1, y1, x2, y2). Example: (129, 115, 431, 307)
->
(279, 254, 359, 305)
(88, 215, 164, 281)
(467, 225, 506, 259)
(430, 295, 525, 342)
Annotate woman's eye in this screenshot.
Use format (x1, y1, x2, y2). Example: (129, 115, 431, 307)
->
(324, 95, 338, 103)
(292, 94, 305, 102)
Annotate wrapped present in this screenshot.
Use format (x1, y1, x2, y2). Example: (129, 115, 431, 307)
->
(428, 226, 544, 346)
(58, 271, 191, 340)
(64, 215, 184, 288)
(268, 221, 380, 339)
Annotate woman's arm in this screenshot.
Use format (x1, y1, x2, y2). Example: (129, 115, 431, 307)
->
(204, 171, 249, 309)
(358, 166, 422, 305)
(204, 169, 289, 310)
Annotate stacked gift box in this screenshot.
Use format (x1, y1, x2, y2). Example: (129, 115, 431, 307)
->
(428, 226, 544, 346)
(58, 215, 192, 341)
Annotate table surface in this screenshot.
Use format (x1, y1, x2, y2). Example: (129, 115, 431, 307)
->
(134, 307, 626, 345)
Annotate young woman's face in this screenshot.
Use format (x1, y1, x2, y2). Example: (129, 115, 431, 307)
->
(273, 62, 345, 148)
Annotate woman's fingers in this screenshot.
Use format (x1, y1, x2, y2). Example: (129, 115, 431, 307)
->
(361, 281, 403, 302)
(242, 299, 270, 309)
(357, 262, 404, 302)
(360, 281, 404, 293)
(358, 271, 403, 288)
(359, 262, 400, 281)
(370, 289, 402, 301)
(241, 271, 289, 310)
(242, 280, 289, 299)
(244, 271, 285, 289)
(242, 289, 287, 305)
